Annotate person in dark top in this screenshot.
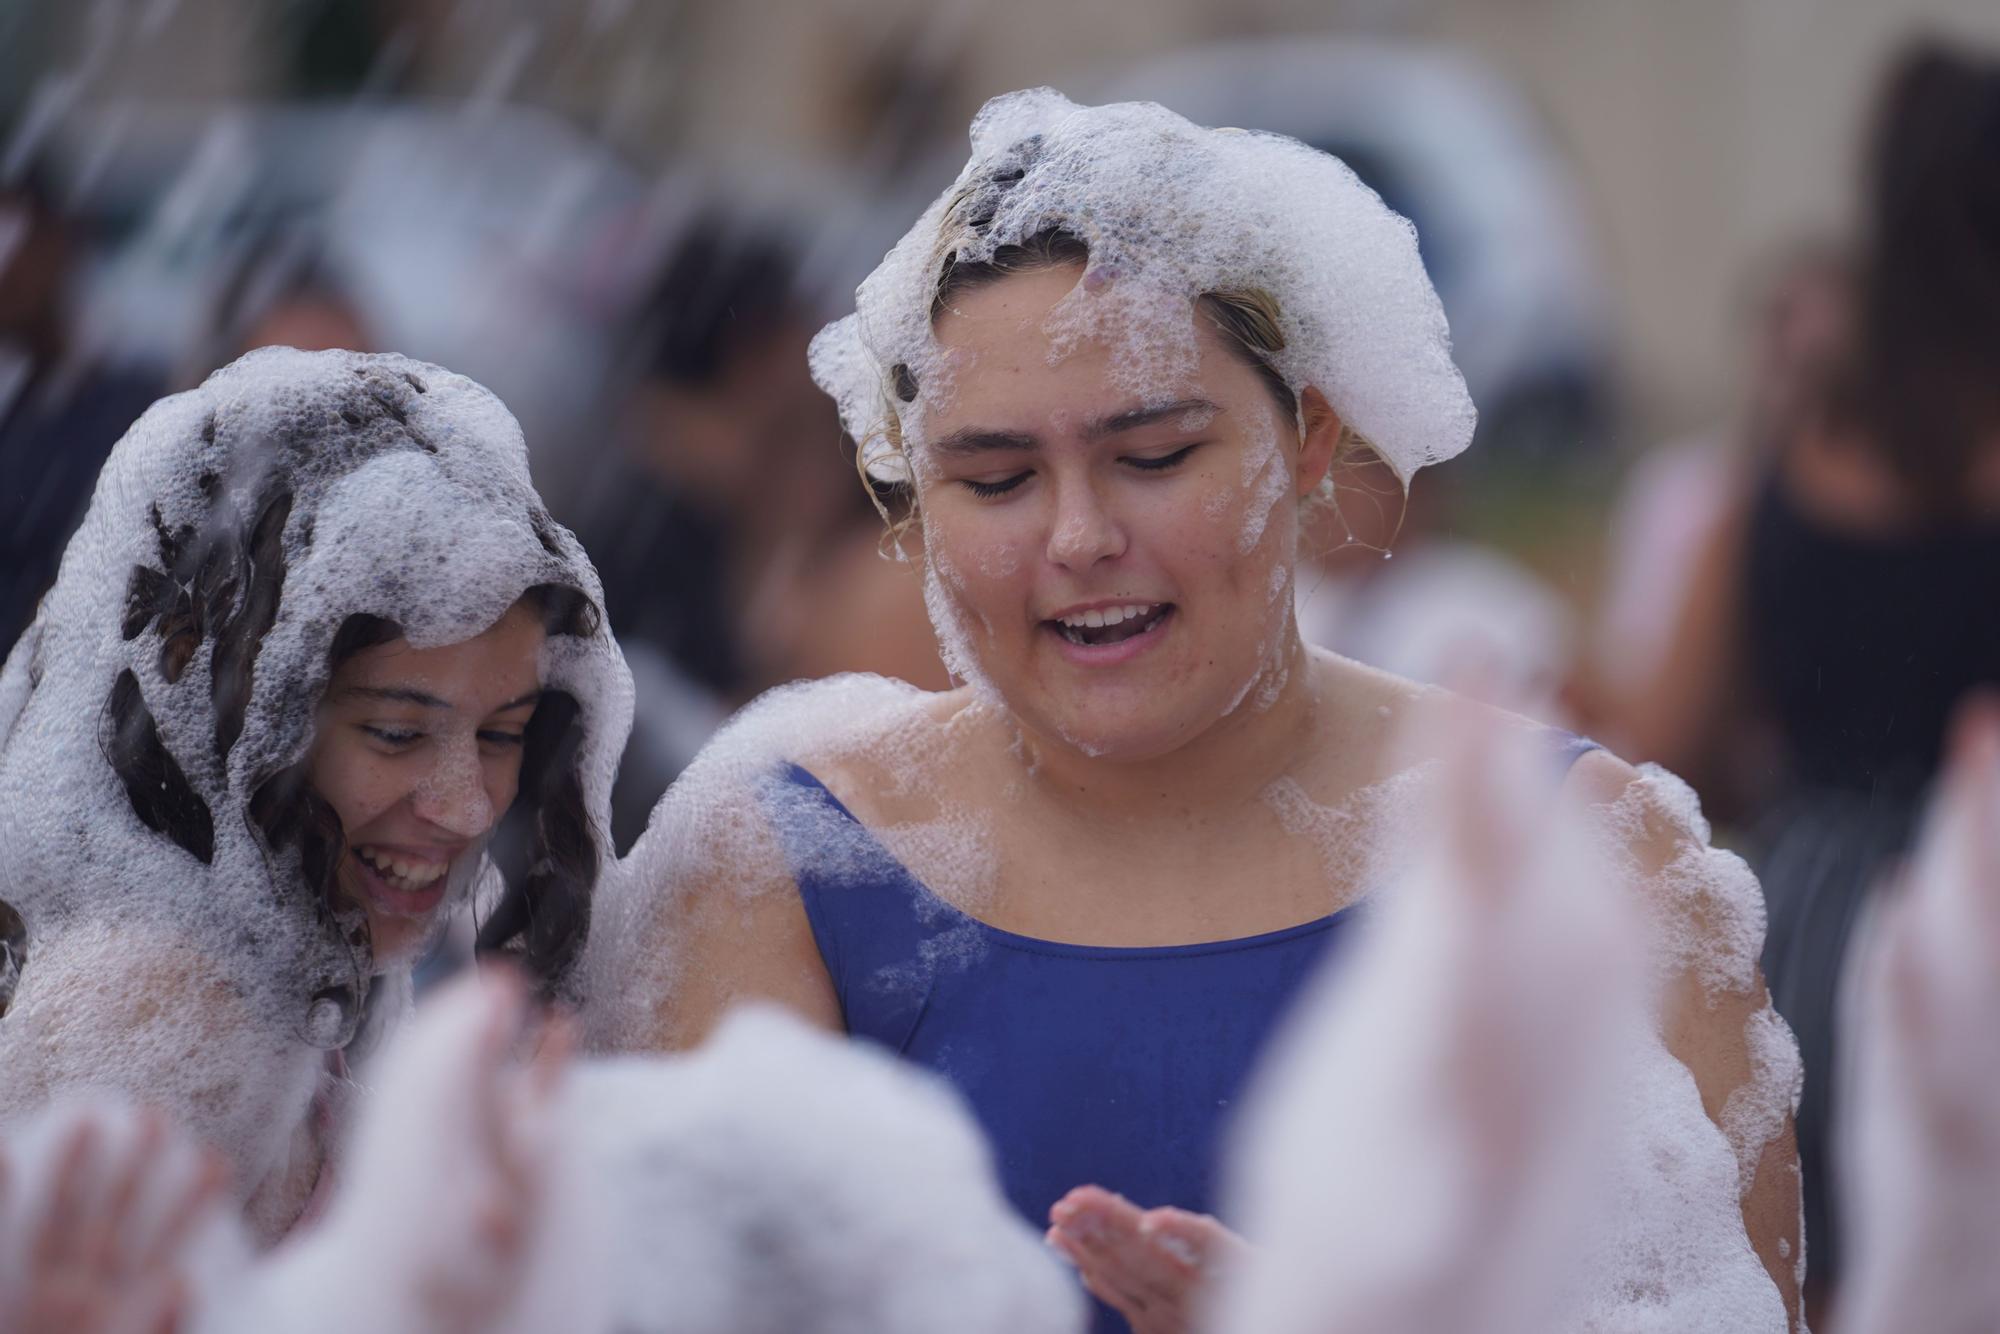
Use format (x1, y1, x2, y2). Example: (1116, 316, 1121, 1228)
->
(1612, 40, 2000, 1322)
(0, 163, 165, 647)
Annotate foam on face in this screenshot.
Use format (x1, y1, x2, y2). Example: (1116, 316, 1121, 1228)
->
(0, 347, 632, 1205)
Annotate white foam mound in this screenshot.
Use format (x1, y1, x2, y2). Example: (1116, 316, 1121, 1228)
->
(0, 347, 631, 1213)
(1217, 705, 1794, 1333)
(810, 87, 1476, 487)
(214, 976, 1081, 1334)
(568, 1011, 1083, 1334)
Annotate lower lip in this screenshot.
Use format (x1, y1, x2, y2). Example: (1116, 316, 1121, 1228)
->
(352, 856, 450, 919)
(1044, 606, 1175, 667)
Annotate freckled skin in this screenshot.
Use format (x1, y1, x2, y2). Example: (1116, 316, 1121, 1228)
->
(917, 265, 1326, 762)
(307, 602, 545, 963)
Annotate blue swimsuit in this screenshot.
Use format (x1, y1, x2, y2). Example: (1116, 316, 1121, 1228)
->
(766, 733, 1597, 1333)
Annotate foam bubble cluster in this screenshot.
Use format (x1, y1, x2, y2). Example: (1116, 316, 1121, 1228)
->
(1220, 711, 1798, 1332)
(0, 347, 631, 1206)
(810, 87, 1477, 487)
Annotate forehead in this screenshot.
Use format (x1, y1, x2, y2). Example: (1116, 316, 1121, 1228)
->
(331, 604, 545, 703)
(925, 266, 1261, 427)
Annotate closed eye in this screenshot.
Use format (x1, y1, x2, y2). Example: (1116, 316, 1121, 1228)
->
(964, 472, 1031, 498)
(1123, 444, 1201, 473)
(477, 730, 527, 749)
(361, 724, 422, 747)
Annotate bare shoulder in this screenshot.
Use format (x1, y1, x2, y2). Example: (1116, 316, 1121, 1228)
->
(588, 675, 959, 1053)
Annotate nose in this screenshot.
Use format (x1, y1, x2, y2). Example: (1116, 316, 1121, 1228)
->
(411, 738, 496, 839)
(1043, 478, 1126, 572)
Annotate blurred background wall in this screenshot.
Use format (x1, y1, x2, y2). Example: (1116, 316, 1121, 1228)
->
(13, 0, 2000, 439)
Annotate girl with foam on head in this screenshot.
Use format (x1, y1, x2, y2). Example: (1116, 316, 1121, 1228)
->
(0, 346, 630, 1242)
(590, 90, 1802, 1333)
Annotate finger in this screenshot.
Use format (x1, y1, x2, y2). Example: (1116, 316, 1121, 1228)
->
(144, 1273, 188, 1334)
(93, 1110, 167, 1270)
(33, 1118, 100, 1267)
(1136, 1208, 1226, 1274)
(1050, 1189, 1184, 1308)
(529, 1011, 578, 1100)
(138, 1149, 228, 1272)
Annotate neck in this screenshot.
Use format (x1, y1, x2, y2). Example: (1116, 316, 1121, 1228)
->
(1003, 627, 1318, 826)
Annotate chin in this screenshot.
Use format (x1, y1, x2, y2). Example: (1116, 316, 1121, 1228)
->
(366, 916, 442, 970)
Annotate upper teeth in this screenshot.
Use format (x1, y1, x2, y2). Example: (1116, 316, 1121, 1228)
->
(1058, 603, 1158, 629)
(357, 845, 447, 892)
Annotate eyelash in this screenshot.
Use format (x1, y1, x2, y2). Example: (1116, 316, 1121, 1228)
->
(961, 445, 1201, 498)
(360, 726, 526, 749)
(362, 725, 421, 746)
(1126, 444, 1200, 472)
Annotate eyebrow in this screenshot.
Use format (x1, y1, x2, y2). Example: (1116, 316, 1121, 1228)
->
(1083, 398, 1219, 440)
(341, 686, 542, 712)
(930, 398, 1220, 457)
(930, 427, 1040, 457)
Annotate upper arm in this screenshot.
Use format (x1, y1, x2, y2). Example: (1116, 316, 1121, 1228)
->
(632, 864, 844, 1052)
(583, 777, 845, 1056)
(1563, 748, 1805, 1326)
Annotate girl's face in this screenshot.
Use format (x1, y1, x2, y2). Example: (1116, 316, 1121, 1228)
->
(918, 264, 1337, 761)
(308, 601, 545, 964)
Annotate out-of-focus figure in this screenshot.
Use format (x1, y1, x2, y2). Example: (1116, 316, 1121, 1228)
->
(1596, 40, 2000, 1320)
(577, 208, 946, 850)
(203, 224, 374, 369)
(0, 158, 166, 648)
(1836, 700, 2000, 1334)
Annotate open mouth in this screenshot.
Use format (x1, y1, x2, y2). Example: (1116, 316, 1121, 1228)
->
(1047, 602, 1174, 648)
(350, 844, 452, 917)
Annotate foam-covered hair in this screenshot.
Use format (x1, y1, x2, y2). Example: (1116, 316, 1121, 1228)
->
(0, 348, 633, 1051)
(811, 88, 1477, 486)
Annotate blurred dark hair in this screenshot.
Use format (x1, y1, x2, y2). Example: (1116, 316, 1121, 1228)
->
(1846, 39, 2000, 520)
(643, 213, 802, 387)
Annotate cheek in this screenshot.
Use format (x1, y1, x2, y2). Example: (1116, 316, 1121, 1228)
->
(925, 504, 1033, 607)
(307, 738, 403, 833)
(485, 750, 526, 815)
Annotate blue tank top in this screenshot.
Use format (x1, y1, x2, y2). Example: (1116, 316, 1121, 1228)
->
(765, 732, 1598, 1333)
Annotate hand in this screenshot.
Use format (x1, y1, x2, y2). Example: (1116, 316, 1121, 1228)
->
(1045, 1184, 1246, 1334)
(2, 1108, 227, 1334)
(410, 972, 577, 1334)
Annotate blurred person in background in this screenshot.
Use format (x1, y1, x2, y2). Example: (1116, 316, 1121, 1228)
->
(201, 223, 375, 374)
(0, 157, 166, 649)
(1596, 40, 2000, 1321)
(579, 210, 946, 849)
(1586, 239, 1854, 816)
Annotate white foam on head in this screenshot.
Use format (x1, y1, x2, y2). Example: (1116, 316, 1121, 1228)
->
(0, 347, 631, 1203)
(810, 88, 1475, 491)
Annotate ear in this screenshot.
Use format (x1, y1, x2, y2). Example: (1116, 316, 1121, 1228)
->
(1295, 387, 1342, 499)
